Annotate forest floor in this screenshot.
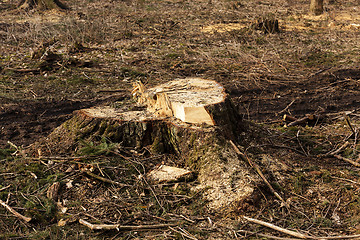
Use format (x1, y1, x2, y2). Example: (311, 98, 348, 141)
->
(0, 0, 360, 239)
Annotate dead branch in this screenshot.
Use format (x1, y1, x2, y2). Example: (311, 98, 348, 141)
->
(278, 100, 295, 115)
(345, 116, 356, 136)
(286, 115, 312, 127)
(319, 142, 360, 167)
(169, 226, 198, 240)
(244, 216, 360, 239)
(326, 141, 350, 156)
(237, 230, 303, 240)
(333, 155, 360, 167)
(332, 176, 360, 185)
(229, 141, 288, 208)
(283, 114, 297, 123)
(83, 170, 131, 187)
(0, 199, 32, 222)
(0, 185, 11, 192)
(79, 219, 175, 231)
(2, 67, 40, 74)
(244, 216, 309, 239)
(97, 89, 127, 93)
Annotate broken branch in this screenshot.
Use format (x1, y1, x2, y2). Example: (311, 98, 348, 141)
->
(0, 199, 32, 222)
(83, 170, 131, 187)
(244, 216, 360, 239)
(244, 216, 309, 239)
(79, 219, 175, 230)
(333, 154, 360, 167)
(230, 141, 288, 208)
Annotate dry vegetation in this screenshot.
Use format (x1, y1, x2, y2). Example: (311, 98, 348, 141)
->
(0, 0, 360, 239)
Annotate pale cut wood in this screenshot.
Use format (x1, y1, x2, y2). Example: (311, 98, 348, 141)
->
(148, 165, 193, 183)
(132, 78, 227, 125)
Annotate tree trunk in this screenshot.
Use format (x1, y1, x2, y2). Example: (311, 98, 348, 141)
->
(310, 0, 323, 15)
(18, 0, 68, 10)
(28, 78, 262, 211)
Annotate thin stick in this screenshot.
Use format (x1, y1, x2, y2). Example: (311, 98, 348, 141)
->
(169, 226, 198, 240)
(278, 100, 295, 115)
(287, 116, 310, 127)
(230, 141, 288, 208)
(332, 176, 360, 185)
(0, 185, 11, 192)
(326, 141, 350, 156)
(345, 116, 356, 136)
(0, 199, 32, 222)
(237, 230, 303, 240)
(333, 155, 360, 167)
(244, 216, 309, 239)
(79, 219, 175, 230)
(83, 171, 131, 187)
(244, 216, 360, 239)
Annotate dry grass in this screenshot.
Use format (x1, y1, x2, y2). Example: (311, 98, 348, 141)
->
(1, 0, 360, 238)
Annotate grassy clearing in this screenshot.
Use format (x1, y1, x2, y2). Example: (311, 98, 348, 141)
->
(1, 0, 360, 238)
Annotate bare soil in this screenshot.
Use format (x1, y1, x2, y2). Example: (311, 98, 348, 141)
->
(0, 0, 360, 239)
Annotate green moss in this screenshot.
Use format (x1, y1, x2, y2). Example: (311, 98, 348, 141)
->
(151, 136, 165, 153)
(0, 148, 16, 159)
(292, 173, 310, 194)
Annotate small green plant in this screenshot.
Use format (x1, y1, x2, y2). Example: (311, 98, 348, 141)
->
(78, 138, 118, 156)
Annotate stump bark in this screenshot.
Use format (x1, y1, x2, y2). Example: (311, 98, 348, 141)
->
(30, 78, 261, 211)
(18, 0, 68, 11)
(310, 0, 324, 15)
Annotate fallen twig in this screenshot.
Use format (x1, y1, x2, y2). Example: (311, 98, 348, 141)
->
(278, 100, 296, 115)
(287, 115, 314, 127)
(97, 89, 127, 93)
(345, 116, 356, 136)
(2, 67, 40, 73)
(169, 226, 198, 240)
(283, 114, 297, 123)
(230, 141, 288, 208)
(325, 141, 350, 156)
(332, 176, 360, 185)
(83, 170, 131, 187)
(237, 229, 303, 240)
(244, 216, 309, 239)
(0, 199, 32, 222)
(333, 154, 360, 167)
(319, 142, 360, 167)
(0, 185, 11, 192)
(244, 216, 360, 239)
(79, 219, 175, 230)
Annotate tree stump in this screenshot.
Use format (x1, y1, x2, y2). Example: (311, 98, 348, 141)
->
(18, 0, 68, 11)
(30, 78, 261, 211)
(310, 0, 324, 16)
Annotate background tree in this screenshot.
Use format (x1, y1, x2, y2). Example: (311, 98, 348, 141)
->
(18, 0, 68, 11)
(310, 0, 323, 15)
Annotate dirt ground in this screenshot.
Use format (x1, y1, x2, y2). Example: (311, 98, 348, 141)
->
(0, 0, 360, 239)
